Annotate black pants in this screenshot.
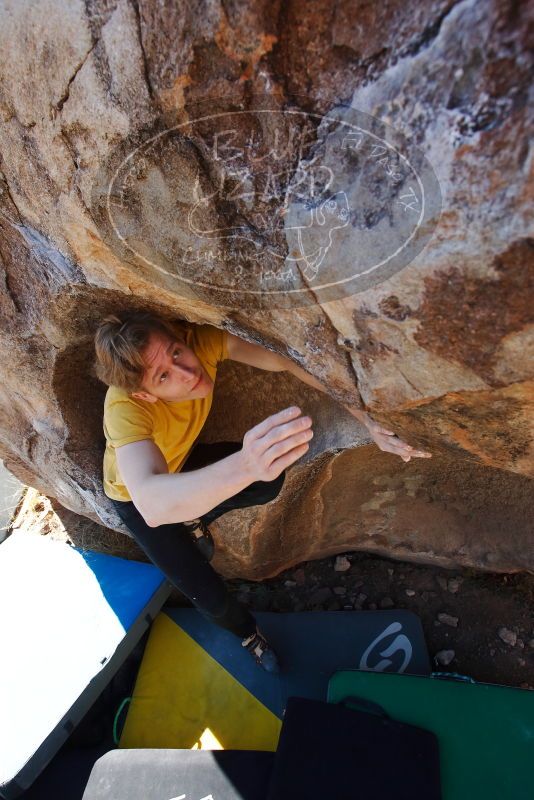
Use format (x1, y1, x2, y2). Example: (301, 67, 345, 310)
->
(111, 441, 286, 640)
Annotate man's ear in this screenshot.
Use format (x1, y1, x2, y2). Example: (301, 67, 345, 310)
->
(131, 390, 158, 403)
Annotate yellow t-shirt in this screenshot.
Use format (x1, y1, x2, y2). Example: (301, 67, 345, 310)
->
(102, 323, 229, 502)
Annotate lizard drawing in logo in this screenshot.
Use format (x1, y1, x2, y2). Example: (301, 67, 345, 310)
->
(282, 191, 350, 282)
(187, 175, 350, 284)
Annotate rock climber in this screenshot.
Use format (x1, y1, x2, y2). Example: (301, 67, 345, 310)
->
(94, 310, 431, 671)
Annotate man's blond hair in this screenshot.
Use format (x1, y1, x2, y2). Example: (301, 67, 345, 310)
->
(94, 310, 186, 392)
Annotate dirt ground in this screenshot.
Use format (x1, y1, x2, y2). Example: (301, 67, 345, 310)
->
(11, 487, 534, 689)
(228, 552, 534, 688)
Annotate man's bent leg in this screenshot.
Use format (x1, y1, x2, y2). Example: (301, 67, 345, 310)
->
(182, 440, 286, 526)
(111, 498, 256, 639)
(203, 469, 285, 525)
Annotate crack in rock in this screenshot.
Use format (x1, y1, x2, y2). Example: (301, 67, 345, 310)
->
(54, 39, 98, 114)
(129, 0, 155, 101)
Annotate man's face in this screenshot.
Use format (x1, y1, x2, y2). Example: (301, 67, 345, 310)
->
(130, 330, 214, 404)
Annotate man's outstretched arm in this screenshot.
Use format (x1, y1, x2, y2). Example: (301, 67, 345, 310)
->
(225, 332, 431, 463)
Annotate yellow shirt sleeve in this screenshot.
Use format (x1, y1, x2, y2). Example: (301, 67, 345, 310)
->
(192, 324, 229, 369)
(104, 397, 154, 448)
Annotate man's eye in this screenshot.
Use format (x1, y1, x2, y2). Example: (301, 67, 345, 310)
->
(159, 350, 180, 383)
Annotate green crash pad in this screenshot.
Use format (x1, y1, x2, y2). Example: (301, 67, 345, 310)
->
(328, 671, 534, 800)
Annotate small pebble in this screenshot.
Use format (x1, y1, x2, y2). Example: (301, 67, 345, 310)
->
(437, 576, 448, 591)
(368, 602, 377, 610)
(489, 648, 496, 656)
(435, 650, 455, 666)
(498, 627, 517, 647)
(387, 568, 394, 577)
(380, 596, 394, 609)
(448, 578, 462, 593)
(529, 639, 534, 649)
(333, 586, 347, 596)
(438, 613, 459, 628)
(405, 589, 416, 597)
(343, 604, 353, 610)
(357, 593, 368, 603)
(518, 658, 526, 667)
(517, 639, 524, 648)
(284, 580, 297, 588)
(334, 555, 351, 572)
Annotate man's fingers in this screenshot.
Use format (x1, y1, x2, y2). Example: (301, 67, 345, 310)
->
(398, 448, 432, 458)
(265, 427, 314, 463)
(378, 433, 413, 448)
(378, 437, 432, 459)
(261, 415, 312, 451)
(249, 406, 302, 440)
(381, 436, 414, 453)
(383, 436, 431, 458)
(399, 450, 432, 461)
(269, 443, 310, 474)
(394, 439, 417, 452)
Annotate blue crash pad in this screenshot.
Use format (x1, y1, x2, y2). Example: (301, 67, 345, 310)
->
(175, 608, 431, 719)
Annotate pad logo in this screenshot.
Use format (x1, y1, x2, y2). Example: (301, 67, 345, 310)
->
(360, 621, 413, 673)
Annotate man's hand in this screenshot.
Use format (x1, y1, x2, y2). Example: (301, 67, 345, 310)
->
(345, 407, 432, 463)
(366, 417, 432, 463)
(238, 406, 313, 482)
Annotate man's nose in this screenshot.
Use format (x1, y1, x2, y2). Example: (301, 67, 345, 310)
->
(173, 363, 196, 382)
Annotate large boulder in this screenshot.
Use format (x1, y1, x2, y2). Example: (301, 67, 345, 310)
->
(0, 0, 532, 576)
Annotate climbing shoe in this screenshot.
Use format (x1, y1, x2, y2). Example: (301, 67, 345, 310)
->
(182, 517, 215, 562)
(241, 630, 280, 673)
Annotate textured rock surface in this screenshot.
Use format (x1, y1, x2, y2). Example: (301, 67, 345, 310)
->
(0, 0, 532, 576)
(205, 366, 534, 578)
